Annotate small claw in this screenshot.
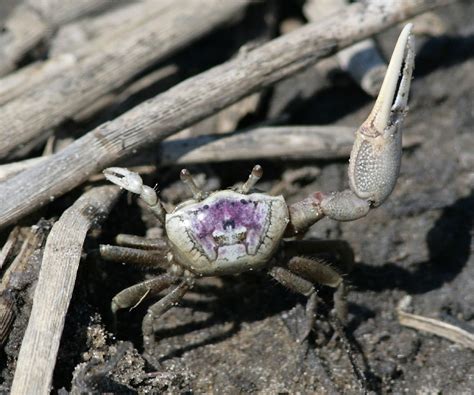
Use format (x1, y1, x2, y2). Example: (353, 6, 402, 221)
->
(103, 167, 159, 209)
(103, 167, 144, 195)
(348, 24, 415, 206)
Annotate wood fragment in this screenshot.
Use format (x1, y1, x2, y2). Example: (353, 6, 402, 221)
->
(73, 64, 179, 123)
(0, 0, 453, 229)
(304, 0, 387, 96)
(50, 0, 177, 57)
(0, 0, 113, 76)
(397, 296, 474, 350)
(0, 127, 423, 183)
(0, 0, 250, 159)
(160, 126, 423, 164)
(0, 156, 46, 182)
(10, 186, 120, 395)
(0, 0, 178, 106)
(0, 227, 20, 270)
(0, 222, 52, 345)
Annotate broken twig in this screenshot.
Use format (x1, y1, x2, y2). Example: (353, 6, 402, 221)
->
(0, 0, 178, 106)
(10, 186, 120, 395)
(0, 126, 422, 182)
(397, 296, 474, 350)
(0, 0, 113, 76)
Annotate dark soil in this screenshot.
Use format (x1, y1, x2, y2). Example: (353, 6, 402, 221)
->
(1, 1, 473, 393)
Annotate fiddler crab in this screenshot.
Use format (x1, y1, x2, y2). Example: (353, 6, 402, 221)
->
(101, 25, 414, 359)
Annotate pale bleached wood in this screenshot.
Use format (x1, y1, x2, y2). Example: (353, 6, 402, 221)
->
(162, 123, 353, 165)
(159, 126, 420, 165)
(50, 0, 177, 57)
(0, 156, 46, 182)
(72, 64, 179, 122)
(10, 186, 120, 395)
(0, 0, 453, 229)
(0, 0, 250, 159)
(398, 296, 474, 350)
(304, 0, 387, 96)
(0, 126, 422, 181)
(0, 0, 114, 76)
(0, 0, 178, 106)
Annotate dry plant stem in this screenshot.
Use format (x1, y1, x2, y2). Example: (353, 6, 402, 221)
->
(0, 56, 74, 105)
(73, 64, 179, 123)
(0, 227, 20, 270)
(0, 0, 250, 159)
(0, 127, 422, 182)
(10, 186, 120, 395)
(398, 297, 474, 350)
(0, 223, 50, 345)
(0, 0, 113, 76)
(160, 126, 422, 165)
(0, 0, 453, 229)
(0, 156, 46, 182)
(50, 0, 178, 56)
(0, 0, 178, 106)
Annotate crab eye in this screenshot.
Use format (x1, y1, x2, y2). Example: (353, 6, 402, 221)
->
(203, 204, 209, 209)
(240, 199, 248, 204)
(223, 219, 235, 229)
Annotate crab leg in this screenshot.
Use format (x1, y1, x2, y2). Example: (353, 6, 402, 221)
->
(288, 24, 414, 234)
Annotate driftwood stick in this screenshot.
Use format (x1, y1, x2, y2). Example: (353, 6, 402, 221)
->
(0, 0, 250, 159)
(0, 55, 75, 106)
(0, 0, 178, 106)
(73, 64, 179, 123)
(397, 296, 474, 350)
(50, 0, 177, 57)
(0, 126, 422, 182)
(160, 126, 422, 165)
(304, 0, 387, 96)
(0, 0, 113, 76)
(0, 0, 452, 229)
(0, 156, 46, 182)
(0, 226, 20, 270)
(10, 186, 120, 395)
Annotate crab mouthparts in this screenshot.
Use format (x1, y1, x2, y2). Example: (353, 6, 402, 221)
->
(212, 227, 248, 249)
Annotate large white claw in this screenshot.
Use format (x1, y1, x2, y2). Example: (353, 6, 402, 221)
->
(348, 23, 415, 207)
(287, 25, 416, 232)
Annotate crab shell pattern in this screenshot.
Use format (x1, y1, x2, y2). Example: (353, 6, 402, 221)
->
(166, 190, 289, 276)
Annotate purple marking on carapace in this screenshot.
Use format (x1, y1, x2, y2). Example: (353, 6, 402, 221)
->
(184, 196, 271, 261)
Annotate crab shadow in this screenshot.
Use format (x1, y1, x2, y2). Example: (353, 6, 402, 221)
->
(350, 193, 473, 294)
(112, 271, 310, 362)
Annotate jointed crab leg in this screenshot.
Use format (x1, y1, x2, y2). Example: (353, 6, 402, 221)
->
(142, 280, 193, 362)
(99, 244, 170, 269)
(288, 24, 415, 234)
(115, 234, 167, 250)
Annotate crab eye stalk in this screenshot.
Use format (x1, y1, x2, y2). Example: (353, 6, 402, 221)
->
(239, 164, 263, 194)
(180, 168, 207, 200)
